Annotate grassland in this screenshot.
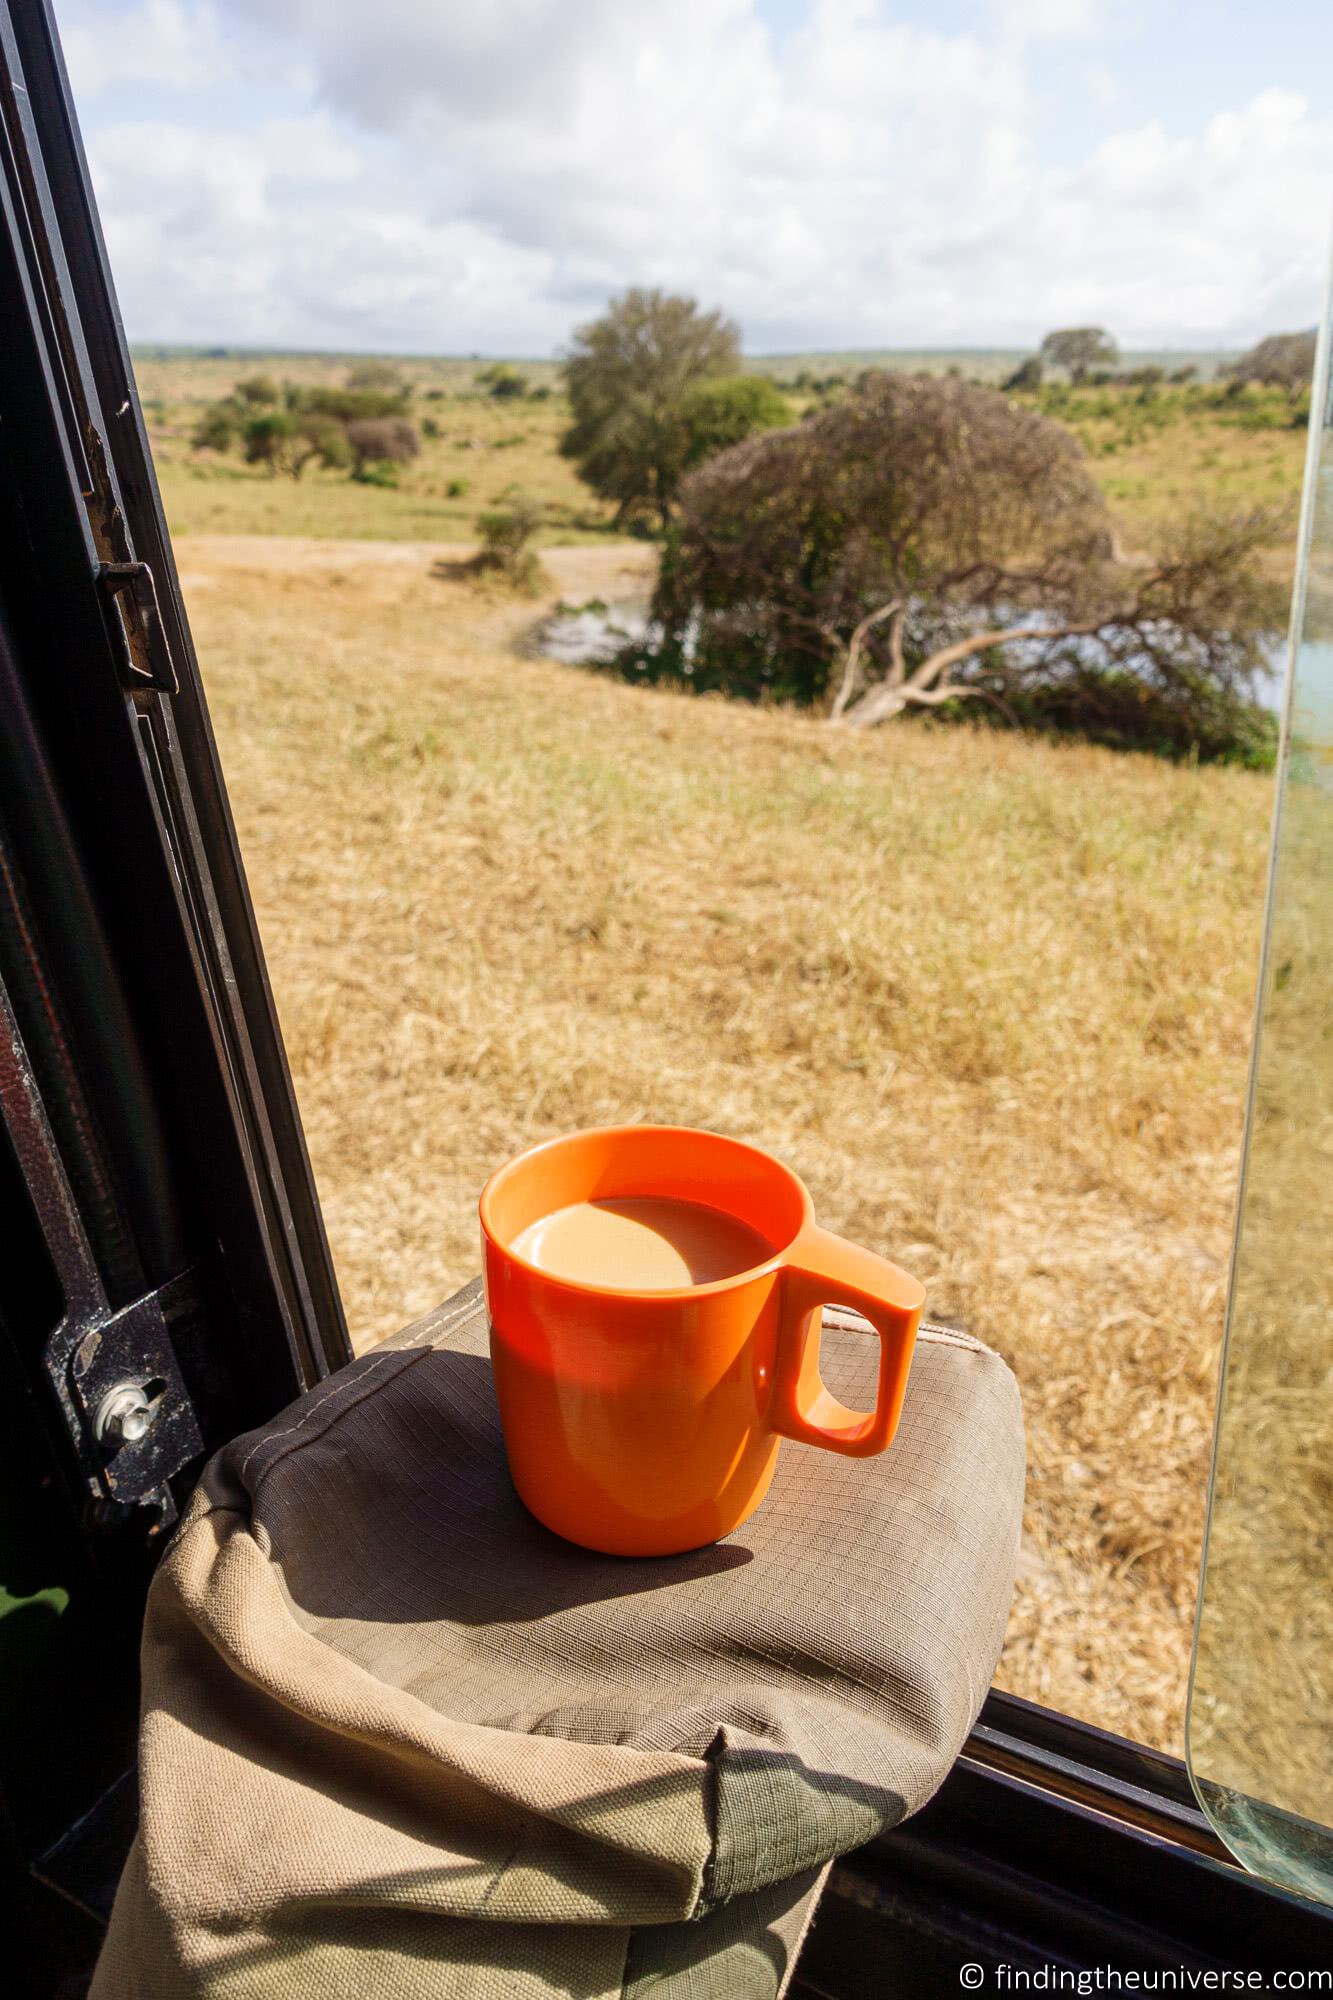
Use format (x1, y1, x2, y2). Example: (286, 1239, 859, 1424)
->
(175, 528, 1275, 1750)
(138, 351, 1309, 554)
(136, 344, 1309, 1753)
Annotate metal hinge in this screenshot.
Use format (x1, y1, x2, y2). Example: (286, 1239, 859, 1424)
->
(45, 1265, 206, 1532)
(1, 967, 201, 1532)
(97, 559, 179, 696)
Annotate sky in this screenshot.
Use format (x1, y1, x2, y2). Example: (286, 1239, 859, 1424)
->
(55, 0, 1333, 357)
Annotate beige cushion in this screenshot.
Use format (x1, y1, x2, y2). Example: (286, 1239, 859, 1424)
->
(92, 1281, 1024, 1999)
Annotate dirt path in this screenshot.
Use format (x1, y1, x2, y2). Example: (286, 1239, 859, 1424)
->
(175, 533, 657, 607)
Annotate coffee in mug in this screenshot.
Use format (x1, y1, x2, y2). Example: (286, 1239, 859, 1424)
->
(481, 1125, 925, 1557)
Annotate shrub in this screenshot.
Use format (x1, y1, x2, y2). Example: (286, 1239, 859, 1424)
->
(625, 370, 1285, 756)
(192, 401, 242, 452)
(446, 477, 469, 498)
(421, 416, 440, 439)
(346, 417, 420, 477)
(300, 386, 410, 423)
(235, 373, 279, 406)
(476, 362, 529, 399)
(1002, 356, 1044, 392)
(1226, 330, 1317, 394)
(472, 490, 544, 590)
(346, 359, 407, 393)
(242, 411, 298, 473)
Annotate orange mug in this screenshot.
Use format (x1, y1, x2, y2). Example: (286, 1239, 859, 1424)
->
(480, 1125, 925, 1556)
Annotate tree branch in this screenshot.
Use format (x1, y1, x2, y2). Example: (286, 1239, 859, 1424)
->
(838, 613, 1122, 728)
(829, 598, 902, 720)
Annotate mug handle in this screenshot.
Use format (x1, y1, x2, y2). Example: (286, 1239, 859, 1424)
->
(770, 1227, 925, 1458)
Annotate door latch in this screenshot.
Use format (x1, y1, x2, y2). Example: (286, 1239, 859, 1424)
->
(98, 560, 179, 696)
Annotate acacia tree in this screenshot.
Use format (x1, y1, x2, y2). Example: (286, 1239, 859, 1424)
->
(241, 411, 351, 480)
(1226, 330, 1317, 395)
(1039, 327, 1118, 383)
(560, 288, 741, 527)
(647, 373, 1283, 745)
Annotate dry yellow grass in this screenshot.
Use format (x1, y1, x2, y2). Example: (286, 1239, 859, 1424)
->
(178, 534, 1273, 1752)
(1189, 553, 1333, 1845)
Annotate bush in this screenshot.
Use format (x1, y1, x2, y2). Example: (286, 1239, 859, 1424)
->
(346, 417, 420, 477)
(346, 360, 407, 393)
(355, 460, 401, 488)
(1226, 330, 1317, 394)
(622, 370, 1285, 756)
(235, 373, 279, 407)
(421, 416, 440, 439)
(192, 401, 242, 452)
(446, 477, 469, 498)
(476, 362, 528, 399)
(956, 661, 1277, 769)
(300, 386, 410, 423)
(242, 411, 298, 473)
(1002, 356, 1044, 392)
(472, 490, 544, 590)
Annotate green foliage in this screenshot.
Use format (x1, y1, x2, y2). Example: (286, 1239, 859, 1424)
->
(620, 371, 1284, 763)
(192, 401, 242, 452)
(189, 372, 417, 490)
(354, 459, 401, 488)
(1039, 327, 1119, 383)
(242, 411, 298, 473)
(1003, 356, 1044, 392)
(302, 417, 353, 474)
(446, 477, 469, 498)
(1226, 329, 1317, 394)
(560, 287, 741, 527)
(956, 661, 1278, 769)
(299, 385, 410, 422)
(421, 416, 440, 439)
(346, 359, 407, 393)
(476, 362, 529, 399)
(472, 489, 544, 590)
(241, 409, 352, 480)
(680, 374, 792, 468)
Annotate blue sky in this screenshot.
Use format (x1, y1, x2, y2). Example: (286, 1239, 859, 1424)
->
(55, 0, 1332, 355)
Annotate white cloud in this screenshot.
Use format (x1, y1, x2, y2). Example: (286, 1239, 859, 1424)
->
(994, 0, 1102, 40)
(63, 0, 1332, 352)
(61, 0, 242, 96)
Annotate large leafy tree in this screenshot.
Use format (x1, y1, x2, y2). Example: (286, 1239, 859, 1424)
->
(1226, 329, 1317, 395)
(647, 372, 1284, 747)
(560, 289, 741, 527)
(1039, 326, 1119, 383)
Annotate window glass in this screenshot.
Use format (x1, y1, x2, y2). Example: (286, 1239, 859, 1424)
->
(1187, 257, 1333, 1901)
(62, 1, 1329, 1759)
